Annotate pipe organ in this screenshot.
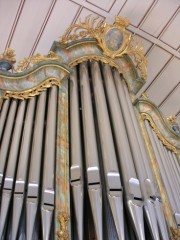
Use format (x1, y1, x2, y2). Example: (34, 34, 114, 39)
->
(0, 16, 179, 240)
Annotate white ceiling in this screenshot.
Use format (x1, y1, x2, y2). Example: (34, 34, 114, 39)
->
(0, 0, 180, 123)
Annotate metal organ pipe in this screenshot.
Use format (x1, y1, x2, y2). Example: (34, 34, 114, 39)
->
(79, 62, 102, 240)
(153, 130, 179, 212)
(70, 68, 84, 240)
(102, 64, 137, 182)
(0, 99, 10, 140)
(0, 100, 17, 188)
(41, 86, 58, 240)
(122, 79, 169, 240)
(91, 61, 124, 240)
(145, 120, 178, 214)
(113, 69, 147, 240)
(26, 91, 46, 240)
(160, 143, 180, 207)
(12, 97, 36, 240)
(0, 100, 26, 238)
(168, 150, 180, 200)
(102, 64, 147, 239)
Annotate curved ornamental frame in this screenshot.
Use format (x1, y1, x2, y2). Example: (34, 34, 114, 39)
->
(135, 97, 180, 239)
(0, 16, 179, 239)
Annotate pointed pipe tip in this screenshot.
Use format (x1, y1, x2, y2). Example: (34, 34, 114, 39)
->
(144, 199, 160, 240)
(72, 185, 84, 240)
(88, 188, 103, 240)
(11, 195, 24, 240)
(108, 193, 125, 240)
(0, 191, 11, 238)
(41, 206, 54, 240)
(127, 200, 145, 240)
(26, 199, 38, 240)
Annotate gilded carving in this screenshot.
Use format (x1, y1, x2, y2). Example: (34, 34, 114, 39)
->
(0, 48, 16, 64)
(57, 212, 70, 240)
(16, 51, 61, 72)
(170, 227, 180, 240)
(69, 54, 119, 70)
(141, 113, 178, 154)
(59, 15, 147, 80)
(4, 78, 61, 100)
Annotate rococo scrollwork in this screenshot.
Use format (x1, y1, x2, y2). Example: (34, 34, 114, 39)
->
(60, 15, 147, 79)
(16, 51, 61, 72)
(4, 78, 61, 100)
(141, 112, 178, 154)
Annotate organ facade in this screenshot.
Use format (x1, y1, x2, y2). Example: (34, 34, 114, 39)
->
(0, 16, 179, 240)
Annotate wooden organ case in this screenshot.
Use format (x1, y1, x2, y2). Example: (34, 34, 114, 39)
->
(0, 17, 179, 240)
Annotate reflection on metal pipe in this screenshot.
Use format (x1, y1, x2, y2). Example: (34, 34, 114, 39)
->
(26, 91, 46, 240)
(0, 100, 26, 238)
(122, 80, 161, 240)
(0, 99, 10, 140)
(91, 61, 124, 240)
(113, 69, 145, 240)
(41, 86, 57, 240)
(160, 143, 180, 210)
(168, 150, 180, 201)
(80, 62, 102, 240)
(70, 68, 84, 240)
(144, 120, 173, 240)
(154, 198, 169, 240)
(12, 97, 36, 240)
(0, 100, 17, 189)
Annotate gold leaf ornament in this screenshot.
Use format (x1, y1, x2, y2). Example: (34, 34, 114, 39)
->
(59, 15, 147, 80)
(16, 51, 61, 72)
(0, 48, 16, 64)
(57, 212, 70, 240)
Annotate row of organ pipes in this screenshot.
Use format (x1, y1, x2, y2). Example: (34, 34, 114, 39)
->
(0, 60, 179, 239)
(0, 86, 58, 239)
(70, 61, 179, 240)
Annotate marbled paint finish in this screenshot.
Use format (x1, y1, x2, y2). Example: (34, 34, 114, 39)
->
(55, 79, 70, 239)
(0, 62, 70, 98)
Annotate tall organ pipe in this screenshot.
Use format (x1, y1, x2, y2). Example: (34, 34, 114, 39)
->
(11, 97, 36, 240)
(0, 100, 26, 238)
(145, 120, 178, 213)
(26, 91, 46, 240)
(80, 62, 102, 240)
(91, 61, 124, 240)
(0, 99, 10, 140)
(122, 80, 169, 239)
(41, 86, 58, 240)
(113, 69, 146, 240)
(123, 82, 157, 196)
(0, 100, 17, 188)
(102, 64, 138, 190)
(70, 67, 84, 240)
(153, 130, 180, 212)
(160, 144, 180, 207)
(168, 150, 180, 200)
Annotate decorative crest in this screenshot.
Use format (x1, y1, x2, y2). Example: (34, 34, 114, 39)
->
(0, 48, 16, 70)
(0, 48, 16, 63)
(60, 15, 147, 79)
(16, 51, 61, 72)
